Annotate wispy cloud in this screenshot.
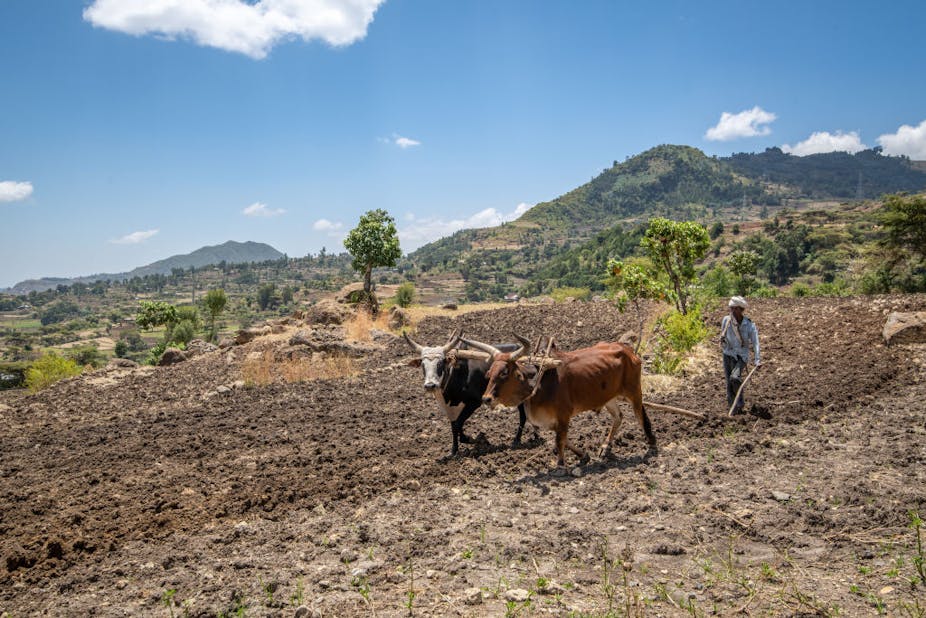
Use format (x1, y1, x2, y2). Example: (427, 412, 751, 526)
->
(112, 229, 159, 245)
(395, 135, 421, 149)
(380, 133, 422, 149)
(399, 202, 534, 251)
(705, 106, 777, 141)
(82, 0, 385, 60)
(243, 202, 285, 217)
(0, 181, 33, 203)
(782, 130, 867, 156)
(878, 119, 926, 160)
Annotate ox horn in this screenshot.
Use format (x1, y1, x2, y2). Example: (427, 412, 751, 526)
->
(403, 331, 424, 353)
(459, 337, 502, 359)
(509, 333, 531, 361)
(442, 329, 462, 353)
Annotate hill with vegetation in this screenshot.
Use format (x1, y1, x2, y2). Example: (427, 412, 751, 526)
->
(406, 145, 926, 300)
(723, 147, 926, 199)
(5, 241, 286, 294)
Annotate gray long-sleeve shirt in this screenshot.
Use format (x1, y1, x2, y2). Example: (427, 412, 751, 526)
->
(720, 315, 760, 364)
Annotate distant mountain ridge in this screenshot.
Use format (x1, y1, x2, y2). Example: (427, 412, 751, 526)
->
(5, 241, 284, 295)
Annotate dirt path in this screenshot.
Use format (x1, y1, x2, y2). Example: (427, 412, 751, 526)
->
(1, 296, 925, 616)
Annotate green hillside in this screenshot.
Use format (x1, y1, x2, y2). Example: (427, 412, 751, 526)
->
(724, 147, 926, 199)
(520, 144, 761, 230)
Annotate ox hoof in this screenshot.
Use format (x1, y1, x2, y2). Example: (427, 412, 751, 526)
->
(598, 445, 613, 460)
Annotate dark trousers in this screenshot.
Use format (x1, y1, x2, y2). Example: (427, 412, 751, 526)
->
(724, 354, 747, 410)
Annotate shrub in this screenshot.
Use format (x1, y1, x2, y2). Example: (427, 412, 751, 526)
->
(25, 352, 82, 392)
(650, 306, 708, 375)
(395, 282, 416, 308)
(67, 344, 105, 368)
(550, 287, 591, 302)
(170, 319, 196, 346)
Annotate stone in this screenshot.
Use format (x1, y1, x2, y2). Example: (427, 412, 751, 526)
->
(218, 337, 235, 349)
(771, 490, 791, 502)
(388, 307, 411, 329)
(289, 330, 314, 346)
(306, 299, 352, 325)
(235, 326, 270, 345)
(186, 339, 218, 356)
(107, 358, 139, 368)
(340, 548, 358, 563)
(157, 348, 188, 366)
(883, 312, 926, 345)
(463, 587, 483, 605)
(504, 588, 531, 603)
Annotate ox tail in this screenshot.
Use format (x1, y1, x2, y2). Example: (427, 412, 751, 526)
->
(641, 404, 656, 446)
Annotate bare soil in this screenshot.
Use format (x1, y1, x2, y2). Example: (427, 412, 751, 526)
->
(2, 296, 925, 617)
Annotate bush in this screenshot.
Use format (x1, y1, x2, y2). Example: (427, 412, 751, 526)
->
(650, 307, 709, 375)
(170, 319, 196, 346)
(25, 352, 82, 392)
(67, 344, 105, 368)
(550, 287, 591, 302)
(394, 282, 416, 308)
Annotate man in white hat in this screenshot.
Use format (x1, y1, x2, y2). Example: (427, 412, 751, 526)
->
(720, 296, 761, 415)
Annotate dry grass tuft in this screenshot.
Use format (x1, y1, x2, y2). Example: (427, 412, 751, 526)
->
(343, 309, 391, 342)
(242, 351, 358, 386)
(643, 343, 715, 398)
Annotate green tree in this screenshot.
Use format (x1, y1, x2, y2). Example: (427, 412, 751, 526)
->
(136, 301, 178, 331)
(881, 193, 926, 258)
(344, 209, 402, 295)
(641, 218, 710, 314)
(607, 259, 668, 351)
(202, 288, 228, 342)
(257, 283, 277, 311)
(728, 250, 760, 295)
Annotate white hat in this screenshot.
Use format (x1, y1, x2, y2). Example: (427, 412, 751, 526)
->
(728, 296, 748, 308)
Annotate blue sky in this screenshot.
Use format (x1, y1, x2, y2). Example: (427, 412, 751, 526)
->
(2, 1, 925, 289)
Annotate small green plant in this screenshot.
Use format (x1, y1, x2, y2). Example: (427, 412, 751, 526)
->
(25, 351, 82, 392)
(461, 547, 474, 559)
(403, 562, 417, 617)
(352, 574, 375, 614)
(161, 588, 178, 617)
(290, 577, 305, 607)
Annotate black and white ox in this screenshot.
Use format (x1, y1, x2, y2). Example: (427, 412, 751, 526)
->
(404, 331, 528, 458)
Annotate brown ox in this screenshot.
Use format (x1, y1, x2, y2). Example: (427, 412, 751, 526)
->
(462, 335, 656, 467)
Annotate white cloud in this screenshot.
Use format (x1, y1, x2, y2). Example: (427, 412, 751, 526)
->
(243, 201, 286, 217)
(82, 0, 384, 60)
(781, 130, 867, 156)
(399, 202, 534, 251)
(112, 229, 159, 244)
(705, 106, 777, 141)
(0, 181, 33, 203)
(878, 119, 926, 160)
(312, 218, 343, 232)
(395, 135, 421, 149)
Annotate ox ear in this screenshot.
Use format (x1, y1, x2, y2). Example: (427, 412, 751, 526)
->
(408, 358, 422, 368)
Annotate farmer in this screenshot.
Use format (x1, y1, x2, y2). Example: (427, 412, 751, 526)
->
(720, 296, 761, 415)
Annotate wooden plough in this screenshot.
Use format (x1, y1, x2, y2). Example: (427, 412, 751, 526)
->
(447, 339, 705, 421)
